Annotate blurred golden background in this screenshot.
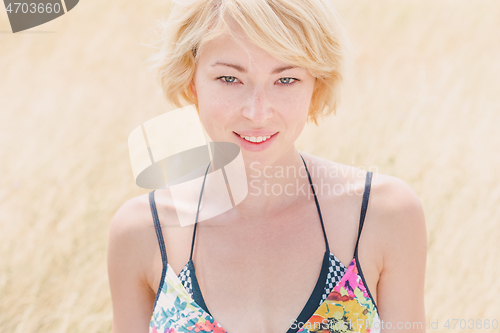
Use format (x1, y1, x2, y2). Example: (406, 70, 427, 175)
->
(1, 0, 499, 331)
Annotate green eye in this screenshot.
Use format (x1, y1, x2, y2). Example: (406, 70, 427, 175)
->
(278, 77, 297, 85)
(219, 76, 238, 84)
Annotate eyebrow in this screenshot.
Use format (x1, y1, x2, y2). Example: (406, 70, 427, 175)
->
(211, 61, 298, 74)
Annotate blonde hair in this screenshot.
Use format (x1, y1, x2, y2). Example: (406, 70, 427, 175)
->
(147, 0, 352, 125)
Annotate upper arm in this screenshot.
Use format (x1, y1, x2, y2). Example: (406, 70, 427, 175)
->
(375, 176, 427, 332)
(107, 197, 156, 333)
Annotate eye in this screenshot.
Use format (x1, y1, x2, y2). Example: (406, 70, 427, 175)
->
(217, 76, 299, 86)
(217, 76, 240, 85)
(277, 77, 299, 86)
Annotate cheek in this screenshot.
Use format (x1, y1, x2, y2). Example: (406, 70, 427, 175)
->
(276, 87, 314, 123)
(196, 82, 235, 138)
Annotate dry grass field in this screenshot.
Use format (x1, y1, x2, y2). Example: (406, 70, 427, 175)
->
(1, 0, 499, 332)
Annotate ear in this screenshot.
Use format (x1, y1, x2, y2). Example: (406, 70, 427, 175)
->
(190, 80, 197, 99)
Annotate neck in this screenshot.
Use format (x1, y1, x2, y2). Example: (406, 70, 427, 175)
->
(234, 147, 313, 217)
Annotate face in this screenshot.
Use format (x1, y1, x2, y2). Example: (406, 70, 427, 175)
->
(190, 22, 316, 168)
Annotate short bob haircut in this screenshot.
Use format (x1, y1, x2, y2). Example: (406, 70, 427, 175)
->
(148, 0, 351, 126)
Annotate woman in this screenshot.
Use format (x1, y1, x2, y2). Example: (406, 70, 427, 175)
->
(107, 0, 427, 332)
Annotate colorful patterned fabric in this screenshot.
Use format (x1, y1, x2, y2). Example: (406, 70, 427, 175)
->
(296, 258, 380, 333)
(149, 256, 380, 333)
(149, 262, 226, 333)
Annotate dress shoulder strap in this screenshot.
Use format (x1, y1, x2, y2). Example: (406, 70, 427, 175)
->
(150, 190, 168, 265)
(354, 171, 373, 258)
(300, 154, 330, 253)
(189, 161, 213, 261)
(149, 190, 168, 309)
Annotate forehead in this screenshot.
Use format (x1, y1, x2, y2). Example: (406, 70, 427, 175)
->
(197, 19, 293, 71)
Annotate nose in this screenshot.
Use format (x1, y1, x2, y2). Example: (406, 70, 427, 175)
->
(241, 87, 273, 125)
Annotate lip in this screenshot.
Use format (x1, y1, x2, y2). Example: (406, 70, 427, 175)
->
(234, 130, 278, 137)
(233, 131, 278, 152)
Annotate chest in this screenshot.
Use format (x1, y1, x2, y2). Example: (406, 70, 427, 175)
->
(194, 240, 325, 332)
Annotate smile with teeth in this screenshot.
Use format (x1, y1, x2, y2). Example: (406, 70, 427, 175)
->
(237, 133, 273, 143)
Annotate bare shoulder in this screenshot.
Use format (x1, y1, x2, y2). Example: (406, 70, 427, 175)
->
(364, 170, 428, 302)
(371, 173, 424, 213)
(107, 192, 159, 284)
(110, 192, 153, 233)
(369, 172, 427, 243)
(367, 173, 427, 323)
(108, 189, 197, 291)
(107, 192, 164, 332)
(109, 192, 157, 244)
(108, 190, 183, 246)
